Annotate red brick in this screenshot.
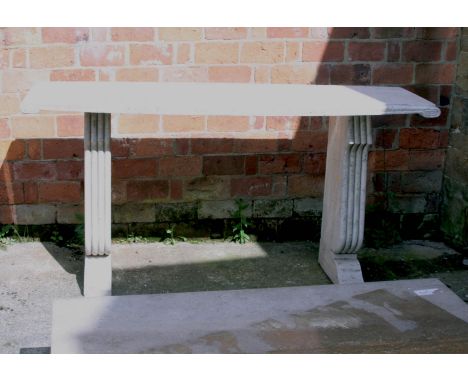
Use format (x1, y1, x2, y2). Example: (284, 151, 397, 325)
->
(271, 64, 330, 84)
(127, 180, 169, 201)
(410, 108, 449, 128)
(371, 114, 407, 128)
(111, 27, 154, 41)
(371, 28, 415, 39)
(240, 42, 284, 64)
(258, 154, 301, 174)
(385, 150, 410, 171)
(51, 69, 96, 81)
(445, 41, 457, 61)
(112, 180, 127, 204)
(292, 131, 328, 152)
(43, 139, 83, 159)
(161, 67, 208, 82)
(56, 160, 84, 180)
(42, 27, 89, 43)
(231, 176, 272, 197)
(440, 86, 452, 107)
(26, 140, 41, 160)
(14, 162, 56, 180)
(38, 182, 81, 203)
(372, 64, 413, 85)
(328, 27, 370, 39)
(196, 42, 239, 64)
(177, 43, 191, 64)
(0, 182, 24, 204)
(0, 205, 16, 223)
(404, 85, 439, 105)
(439, 131, 449, 148)
(170, 179, 183, 200)
(57, 115, 84, 137)
(174, 138, 191, 155)
(233, 138, 278, 153)
(4, 28, 41, 46)
(374, 128, 398, 149)
(409, 150, 445, 171)
(11, 48, 27, 68)
(207, 116, 249, 132)
(130, 44, 173, 65)
(208, 66, 251, 82)
(245, 156, 258, 175)
(415, 63, 455, 84)
(205, 28, 248, 40)
(302, 42, 344, 62)
(162, 115, 205, 132)
(348, 42, 385, 61)
(30, 46, 75, 69)
(113, 158, 158, 179)
(400, 128, 440, 149)
(266, 28, 308, 38)
(159, 156, 202, 177)
(387, 41, 401, 62)
(111, 139, 131, 158)
(303, 153, 326, 175)
(191, 138, 234, 154)
(0, 119, 10, 139)
(80, 45, 125, 66)
(330, 64, 371, 85)
(0, 140, 25, 160)
(287, 175, 324, 197)
(266, 116, 303, 131)
(203, 155, 245, 175)
(402, 41, 442, 62)
(129, 139, 173, 157)
(368, 151, 385, 172)
(23, 182, 38, 204)
(416, 27, 458, 40)
(115, 68, 159, 82)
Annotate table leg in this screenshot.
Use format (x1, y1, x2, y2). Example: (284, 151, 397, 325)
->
(83, 113, 112, 297)
(318, 116, 372, 284)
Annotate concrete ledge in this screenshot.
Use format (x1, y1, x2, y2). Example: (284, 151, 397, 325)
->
(52, 278, 468, 353)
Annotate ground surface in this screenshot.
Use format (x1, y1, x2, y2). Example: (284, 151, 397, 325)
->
(0, 240, 466, 353)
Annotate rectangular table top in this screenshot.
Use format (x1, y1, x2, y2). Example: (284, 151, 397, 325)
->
(21, 82, 440, 118)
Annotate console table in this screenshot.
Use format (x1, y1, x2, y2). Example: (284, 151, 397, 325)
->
(21, 82, 440, 296)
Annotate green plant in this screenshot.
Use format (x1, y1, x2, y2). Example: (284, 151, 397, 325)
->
(162, 224, 187, 245)
(230, 199, 250, 244)
(73, 213, 84, 245)
(0, 224, 23, 247)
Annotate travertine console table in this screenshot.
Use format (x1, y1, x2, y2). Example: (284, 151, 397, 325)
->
(21, 82, 440, 297)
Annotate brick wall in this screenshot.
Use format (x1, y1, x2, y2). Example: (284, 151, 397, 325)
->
(0, 27, 460, 240)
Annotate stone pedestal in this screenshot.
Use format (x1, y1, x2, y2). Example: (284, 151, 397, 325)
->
(319, 116, 372, 283)
(83, 113, 112, 297)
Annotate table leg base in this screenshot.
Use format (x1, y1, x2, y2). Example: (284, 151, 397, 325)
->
(83, 255, 112, 297)
(318, 249, 364, 284)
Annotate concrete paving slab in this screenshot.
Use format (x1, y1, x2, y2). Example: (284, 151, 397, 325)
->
(52, 278, 468, 353)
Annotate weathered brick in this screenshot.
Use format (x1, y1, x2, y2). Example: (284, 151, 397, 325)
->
(113, 203, 156, 223)
(271, 64, 329, 84)
(51, 69, 96, 81)
(416, 27, 458, 40)
(203, 155, 245, 175)
(285, 42, 300, 62)
(0, 181, 24, 204)
(161, 67, 208, 82)
(38, 182, 81, 203)
(159, 156, 202, 177)
(57, 115, 84, 137)
(56, 204, 84, 224)
(129, 138, 173, 157)
(185, 176, 230, 200)
(445, 41, 457, 61)
(328, 27, 370, 39)
(129, 43, 173, 65)
(371, 27, 415, 39)
(11, 48, 27, 68)
(348, 42, 385, 61)
(115, 68, 159, 82)
(294, 197, 323, 216)
(231, 176, 272, 197)
(113, 158, 158, 179)
(118, 114, 159, 134)
(43, 139, 83, 159)
(258, 154, 301, 174)
(207, 116, 249, 132)
(0, 119, 10, 139)
(42, 27, 89, 43)
(303, 153, 326, 175)
(245, 156, 258, 175)
(174, 138, 191, 155)
(199, 200, 252, 219)
(208, 66, 251, 82)
(309, 28, 329, 39)
(253, 199, 293, 218)
(177, 43, 191, 64)
(254, 66, 270, 83)
(241, 42, 284, 64)
(372, 64, 413, 85)
(90, 28, 108, 42)
(385, 150, 410, 171)
(170, 179, 183, 200)
(401, 171, 443, 193)
(162, 115, 205, 132)
(127, 180, 169, 201)
(2, 69, 49, 93)
(30, 46, 75, 68)
(4, 28, 41, 45)
(409, 150, 445, 170)
(410, 108, 449, 128)
(233, 138, 278, 153)
(404, 85, 439, 105)
(14, 162, 56, 180)
(80, 45, 125, 66)
(292, 131, 328, 152)
(195, 42, 239, 64)
(0, 94, 21, 115)
(191, 138, 234, 154)
(0, 140, 25, 160)
(56, 160, 84, 180)
(400, 128, 440, 149)
(205, 28, 247, 40)
(26, 139, 41, 160)
(368, 151, 385, 172)
(302, 41, 344, 62)
(159, 28, 202, 41)
(111, 27, 154, 41)
(415, 63, 455, 84)
(0, 206, 16, 224)
(287, 175, 324, 197)
(387, 41, 401, 62)
(11, 116, 55, 139)
(374, 128, 398, 149)
(266, 28, 308, 38)
(14, 204, 56, 224)
(330, 64, 371, 85)
(402, 41, 442, 62)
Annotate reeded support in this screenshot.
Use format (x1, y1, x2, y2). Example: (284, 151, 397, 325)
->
(319, 116, 372, 284)
(83, 112, 112, 297)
